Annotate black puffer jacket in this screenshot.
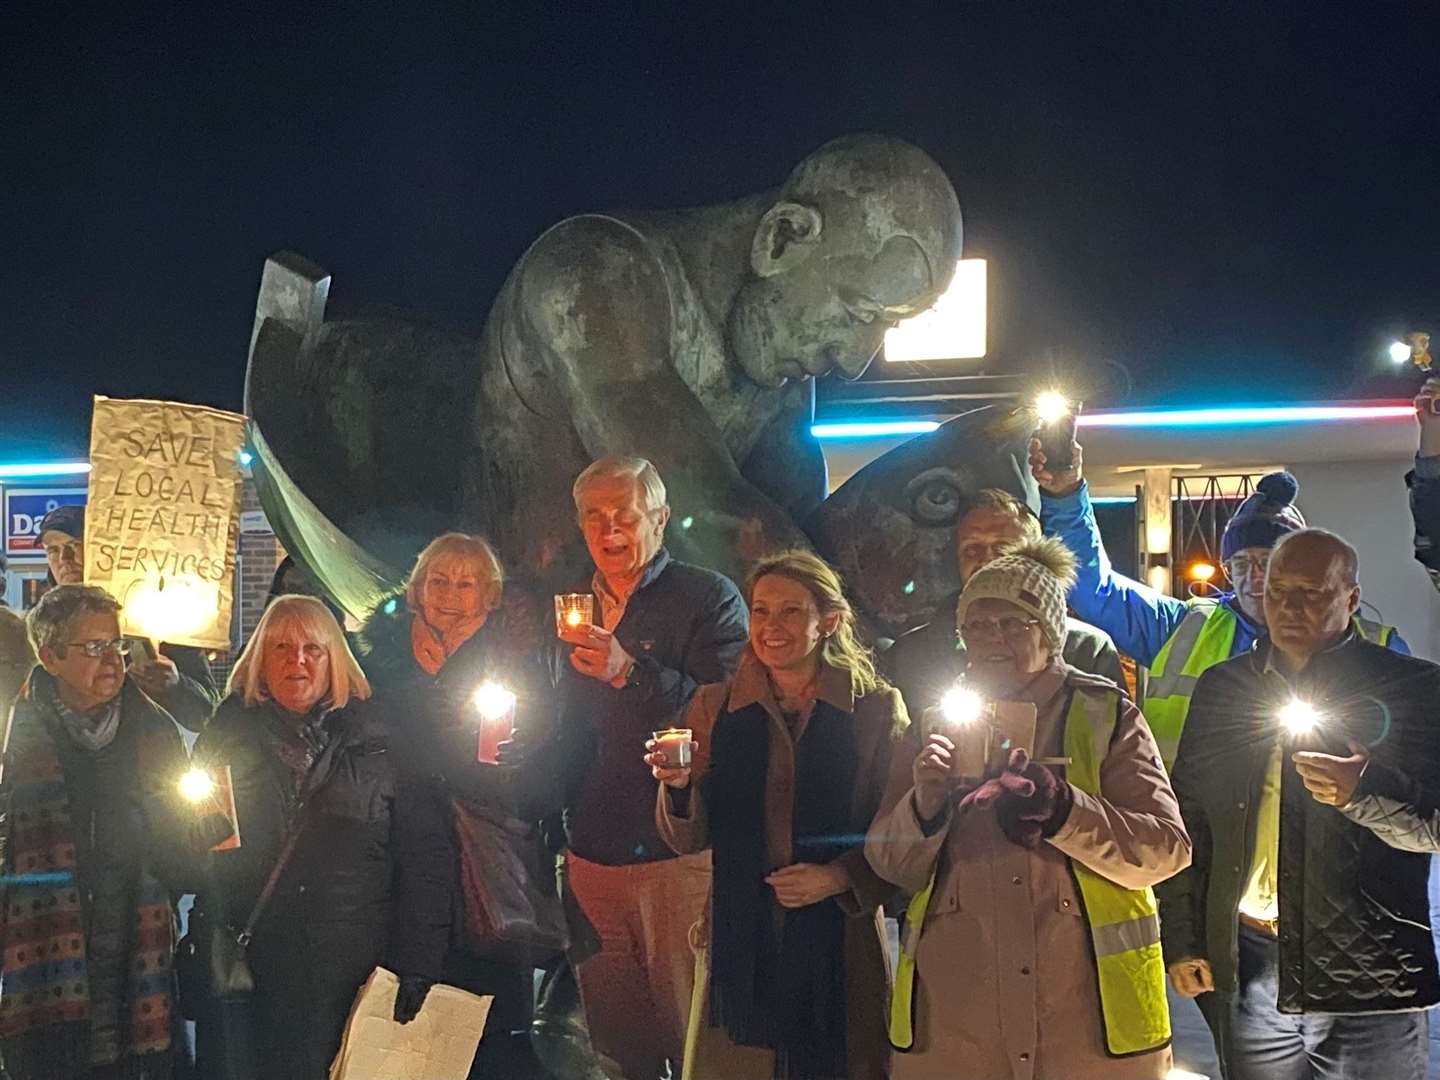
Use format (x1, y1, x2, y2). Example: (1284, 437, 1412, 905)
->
(358, 589, 560, 820)
(190, 694, 452, 1077)
(1158, 633, 1440, 1013)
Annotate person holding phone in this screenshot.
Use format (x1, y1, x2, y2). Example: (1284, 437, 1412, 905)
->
(1407, 375, 1440, 592)
(864, 537, 1190, 1080)
(1157, 529, 1440, 1080)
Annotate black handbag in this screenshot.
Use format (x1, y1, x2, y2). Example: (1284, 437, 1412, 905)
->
(453, 796, 570, 967)
(177, 801, 313, 1012)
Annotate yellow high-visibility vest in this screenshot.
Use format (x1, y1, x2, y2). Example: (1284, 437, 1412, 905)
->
(890, 687, 1171, 1057)
(1146, 603, 1397, 770)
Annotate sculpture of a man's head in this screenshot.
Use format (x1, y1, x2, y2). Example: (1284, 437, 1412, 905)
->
(727, 133, 963, 387)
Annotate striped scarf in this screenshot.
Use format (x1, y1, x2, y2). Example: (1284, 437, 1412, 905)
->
(0, 674, 176, 1078)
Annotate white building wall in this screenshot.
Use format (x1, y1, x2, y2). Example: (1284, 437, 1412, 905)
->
(1289, 460, 1440, 662)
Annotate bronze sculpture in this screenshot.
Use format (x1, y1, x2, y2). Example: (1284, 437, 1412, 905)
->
(245, 133, 1032, 635)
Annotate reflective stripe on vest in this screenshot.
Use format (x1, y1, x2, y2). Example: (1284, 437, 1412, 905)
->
(1353, 615, 1394, 646)
(1064, 688, 1171, 1057)
(1144, 601, 1237, 769)
(887, 688, 1171, 1056)
(1146, 604, 1399, 769)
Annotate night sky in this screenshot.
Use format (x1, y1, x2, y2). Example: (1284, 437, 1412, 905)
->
(5, 3, 1438, 459)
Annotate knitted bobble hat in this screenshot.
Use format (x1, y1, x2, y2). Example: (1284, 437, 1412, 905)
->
(956, 536, 1077, 652)
(1220, 471, 1306, 560)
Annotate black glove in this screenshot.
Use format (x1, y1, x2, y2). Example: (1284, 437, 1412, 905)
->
(190, 812, 237, 853)
(495, 725, 535, 768)
(393, 975, 434, 1024)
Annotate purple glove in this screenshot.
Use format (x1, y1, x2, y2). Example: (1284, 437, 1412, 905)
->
(965, 749, 1073, 850)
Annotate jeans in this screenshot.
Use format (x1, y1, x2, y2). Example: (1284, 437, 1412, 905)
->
(1200, 925, 1429, 1080)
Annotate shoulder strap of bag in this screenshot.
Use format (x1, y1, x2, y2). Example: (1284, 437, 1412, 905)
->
(235, 715, 351, 947)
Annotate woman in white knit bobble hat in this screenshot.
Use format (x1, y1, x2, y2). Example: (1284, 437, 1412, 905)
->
(865, 536, 1193, 1080)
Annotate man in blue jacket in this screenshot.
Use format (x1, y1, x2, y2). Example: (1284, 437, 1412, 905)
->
(1028, 435, 1409, 770)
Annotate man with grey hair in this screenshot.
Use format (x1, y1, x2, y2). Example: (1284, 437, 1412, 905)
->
(554, 454, 747, 1080)
(1159, 528, 1440, 1080)
(1, 586, 190, 1077)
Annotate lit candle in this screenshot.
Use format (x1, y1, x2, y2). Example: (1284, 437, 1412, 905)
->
(652, 727, 694, 769)
(554, 593, 595, 636)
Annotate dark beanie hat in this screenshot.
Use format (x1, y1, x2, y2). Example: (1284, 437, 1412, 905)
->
(1221, 472, 1305, 560)
(37, 504, 85, 540)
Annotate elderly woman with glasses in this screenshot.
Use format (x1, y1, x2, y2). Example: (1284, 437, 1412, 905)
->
(0, 585, 191, 1079)
(649, 550, 909, 1080)
(188, 595, 452, 1080)
(863, 538, 1191, 1080)
(358, 532, 557, 1078)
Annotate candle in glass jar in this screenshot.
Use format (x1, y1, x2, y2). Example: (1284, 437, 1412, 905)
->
(554, 593, 595, 636)
(652, 727, 694, 769)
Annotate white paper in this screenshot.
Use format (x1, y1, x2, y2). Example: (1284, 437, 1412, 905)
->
(329, 967, 492, 1080)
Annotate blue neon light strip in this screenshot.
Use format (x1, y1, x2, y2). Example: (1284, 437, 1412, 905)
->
(0, 462, 92, 478)
(1076, 405, 1414, 428)
(809, 421, 940, 438)
(810, 404, 1414, 439)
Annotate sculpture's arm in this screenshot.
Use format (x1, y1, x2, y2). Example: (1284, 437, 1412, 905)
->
(741, 383, 829, 527)
(517, 216, 809, 564)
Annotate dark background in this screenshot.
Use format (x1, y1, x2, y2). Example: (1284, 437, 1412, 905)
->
(4, 2, 1438, 458)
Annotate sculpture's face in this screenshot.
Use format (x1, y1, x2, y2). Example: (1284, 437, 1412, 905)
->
(731, 232, 940, 388)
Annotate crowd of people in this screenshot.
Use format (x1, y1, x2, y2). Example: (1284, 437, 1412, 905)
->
(2, 388, 1440, 1080)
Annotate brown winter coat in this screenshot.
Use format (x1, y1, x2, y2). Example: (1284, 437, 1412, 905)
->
(656, 648, 911, 1080)
(864, 661, 1191, 1080)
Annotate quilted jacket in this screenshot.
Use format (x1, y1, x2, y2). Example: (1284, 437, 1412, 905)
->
(1157, 632, 1440, 1013)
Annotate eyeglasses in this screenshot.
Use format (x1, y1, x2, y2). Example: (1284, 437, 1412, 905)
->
(1227, 554, 1270, 579)
(64, 638, 130, 658)
(960, 616, 1042, 640)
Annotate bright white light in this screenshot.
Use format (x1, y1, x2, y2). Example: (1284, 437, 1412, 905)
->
(1278, 699, 1319, 735)
(810, 420, 941, 439)
(473, 681, 517, 721)
(1035, 391, 1070, 425)
(884, 259, 987, 362)
(1166, 1070, 1210, 1080)
(940, 686, 985, 726)
(1390, 341, 1413, 365)
(0, 462, 92, 478)
(178, 768, 216, 804)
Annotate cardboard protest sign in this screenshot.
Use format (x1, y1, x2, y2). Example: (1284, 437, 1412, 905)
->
(84, 396, 247, 651)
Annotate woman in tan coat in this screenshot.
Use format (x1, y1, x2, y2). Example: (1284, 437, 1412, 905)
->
(648, 550, 908, 1080)
(865, 537, 1191, 1080)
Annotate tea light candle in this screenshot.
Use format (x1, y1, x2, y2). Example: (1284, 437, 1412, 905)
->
(554, 593, 595, 636)
(652, 727, 694, 769)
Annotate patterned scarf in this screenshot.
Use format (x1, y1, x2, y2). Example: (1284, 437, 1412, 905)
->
(410, 612, 489, 675)
(0, 673, 176, 1078)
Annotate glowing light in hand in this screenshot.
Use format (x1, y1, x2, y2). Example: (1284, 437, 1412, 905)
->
(1390, 341, 1413, 365)
(1035, 391, 1070, 425)
(473, 681, 517, 721)
(940, 686, 985, 726)
(1277, 699, 1319, 735)
(179, 768, 216, 804)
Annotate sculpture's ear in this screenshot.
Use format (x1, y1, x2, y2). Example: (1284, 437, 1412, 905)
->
(750, 202, 823, 279)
